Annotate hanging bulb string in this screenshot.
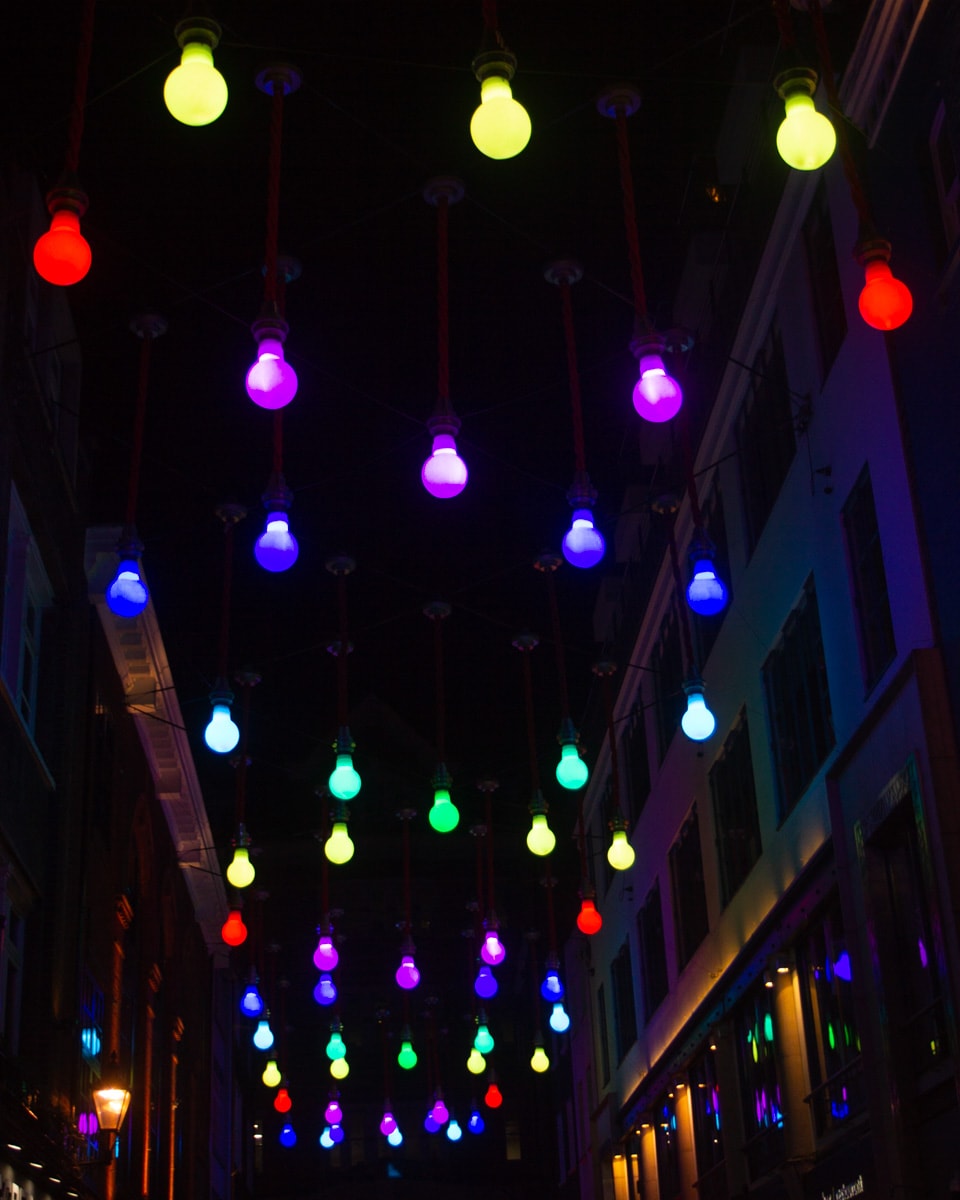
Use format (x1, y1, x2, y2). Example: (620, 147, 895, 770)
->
(273, 411, 284, 477)
(64, 0, 97, 176)
(262, 78, 286, 308)
(614, 106, 649, 325)
(667, 517, 697, 677)
(124, 325, 155, 530)
(557, 276, 588, 477)
(435, 193, 451, 417)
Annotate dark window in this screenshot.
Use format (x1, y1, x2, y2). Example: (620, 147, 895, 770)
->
(803, 183, 847, 379)
(637, 881, 669, 1022)
(610, 940, 638, 1062)
(736, 982, 785, 1179)
(737, 322, 796, 553)
(655, 1091, 682, 1200)
(670, 808, 710, 970)
(842, 466, 895, 691)
(694, 480, 731, 664)
(763, 578, 835, 819)
(652, 604, 685, 761)
(624, 705, 650, 822)
(689, 1046, 724, 1180)
(930, 99, 960, 254)
(597, 983, 611, 1085)
(710, 712, 762, 906)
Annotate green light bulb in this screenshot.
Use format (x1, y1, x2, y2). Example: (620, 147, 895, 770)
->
(329, 752, 361, 800)
(474, 1024, 495, 1054)
(397, 1040, 418, 1070)
(326, 1031, 346, 1061)
(428, 786, 460, 833)
(466, 1047, 486, 1074)
(556, 742, 589, 790)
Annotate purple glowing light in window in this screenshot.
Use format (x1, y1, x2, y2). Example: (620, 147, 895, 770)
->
(918, 937, 929, 969)
(246, 338, 298, 410)
(832, 951, 852, 982)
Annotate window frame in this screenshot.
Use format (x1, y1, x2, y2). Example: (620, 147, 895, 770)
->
(710, 711, 763, 907)
(841, 465, 896, 694)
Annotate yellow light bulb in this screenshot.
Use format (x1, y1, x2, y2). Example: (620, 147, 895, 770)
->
(262, 1059, 281, 1087)
(776, 90, 835, 171)
(467, 1048, 486, 1075)
(470, 75, 531, 160)
(526, 812, 556, 856)
(324, 821, 355, 865)
(607, 828, 636, 871)
(164, 41, 228, 127)
(330, 1057, 350, 1080)
(226, 846, 255, 889)
(530, 1045, 550, 1073)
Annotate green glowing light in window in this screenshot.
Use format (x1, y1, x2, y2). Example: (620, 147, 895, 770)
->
(763, 1013, 774, 1043)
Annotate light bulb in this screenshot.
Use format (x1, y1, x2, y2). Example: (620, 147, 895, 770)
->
(221, 909, 247, 947)
(397, 1039, 418, 1070)
(226, 846, 255, 889)
(239, 981, 264, 1018)
(549, 1001, 571, 1034)
(474, 1024, 495, 1055)
(556, 741, 588, 790)
(577, 897, 603, 935)
(526, 812, 556, 857)
(387, 1127, 404, 1147)
(395, 953, 420, 990)
(313, 933, 338, 972)
(562, 508, 605, 569)
(474, 964, 498, 997)
(428, 786, 460, 832)
(681, 682, 716, 741)
(379, 1111, 397, 1136)
(422, 433, 468, 499)
(468, 1110, 485, 1134)
(33, 204, 91, 286)
(484, 1083, 503, 1109)
(105, 558, 148, 617)
(530, 1044, 550, 1073)
(262, 1059, 281, 1087)
(470, 75, 531, 160)
(319, 1127, 334, 1150)
(254, 512, 299, 573)
(540, 969, 564, 1002)
(329, 1123, 345, 1145)
(279, 1123, 296, 1147)
(431, 1097, 449, 1124)
(274, 1087, 292, 1114)
(325, 1031, 346, 1060)
(467, 1047, 486, 1075)
(480, 930, 506, 967)
(163, 27, 228, 127)
(633, 354, 682, 422)
(776, 87, 836, 171)
(686, 556, 729, 616)
(859, 259, 913, 330)
(313, 974, 337, 1006)
(329, 753, 361, 801)
(245, 336, 298, 409)
(330, 1057, 350, 1080)
(607, 828, 636, 872)
(447, 1118, 463, 1142)
(424, 1112, 440, 1134)
(252, 1019, 274, 1051)
(204, 700, 239, 754)
(324, 1099, 343, 1125)
(324, 821, 355, 865)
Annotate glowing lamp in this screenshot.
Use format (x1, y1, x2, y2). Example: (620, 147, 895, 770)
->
(474, 964, 498, 998)
(330, 1057, 350, 1080)
(858, 252, 913, 331)
(324, 821, 355, 865)
(106, 558, 148, 618)
(246, 333, 298, 410)
(540, 968, 564, 1002)
(163, 21, 228, 126)
(484, 1082, 503, 1108)
(395, 953, 420, 990)
(530, 1043, 550, 1073)
(481, 929, 506, 967)
(92, 1061, 131, 1137)
(252, 1019, 274, 1051)
(226, 846, 255, 889)
(279, 1123, 296, 1147)
(221, 909, 247, 947)
(313, 933, 338, 972)
(607, 824, 636, 872)
(255, 512, 299, 573)
(380, 1110, 397, 1136)
(447, 1118, 463, 1142)
(422, 433, 468, 499)
(467, 1048, 486, 1074)
(686, 555, 728, 616)
(329, 1123, 345, 1145)
(431, 1097, 449, 1124)
(577, 897, 603, 935)
(681, 679, 716, 741)
(470, 66, 531, 160)
(549, 1002, 571, 1033)
(424, 1113, 440, 1134)
(204, 691, 240, 754)
(633, 353, 682, 422)
(33, 195, 91, 286)
(262, 1059, 281, 1087)
(324, 1098, 343, 1125)
(239, 980, 264, 1018)
(474, 1024, 495, 1055)
(562, 508, 605, 569)
(325, 1030, 347, 1060)
(274, 1087, 292, 1114)
(468, 1109, 485, 1134)
(428, 786, 460, 832)
(775, 69, 836, 171)
(387, 1127, 404, 1147)
(313, 974, 337, 1006)
(319, 1126, 334, 1149)
(397, 1039, 418, 1070)
(526, 812, 556, 857)
(329, 753, 361, 801)
(556, 740, 589, 790)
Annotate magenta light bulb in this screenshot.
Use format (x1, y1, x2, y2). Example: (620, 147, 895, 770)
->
(481, 929, 506, 966)
(254, 511, 299, 572)
(313, 933, 338, 972)
(422, 433, 468, 499)
(395, 953, 420, 990)
(246, 336, 298, 409)
(474, 964, 498, 999)
(562, 508, 605, 569)
(633, 354, 682, 423)
(324, 1099, 343, 1125)
(431, 1097, 449, 1124)
(380, 1110, 397, 1136)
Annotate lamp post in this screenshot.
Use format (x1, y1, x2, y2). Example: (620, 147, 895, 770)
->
(81, 1053, 131, 1191)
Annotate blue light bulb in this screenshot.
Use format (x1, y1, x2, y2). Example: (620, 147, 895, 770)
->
(329, 1123, 344, 1145)
(562, 508, 605, 569)
(468, 1109, 485, 1134)
(239, 981, 264, 1018)
(424, 1112, 440, 1134)
(279, 1123, 296, 1147)
(313, 973, 337, 1006)
(540, 968, 565, 1002)
(474, 964, 498, 999)
(105, 557, 149, 617)
(686, 556, 728, 616)
(254, 511, 299, 573)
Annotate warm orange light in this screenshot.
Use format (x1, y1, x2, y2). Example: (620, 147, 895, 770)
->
(33, 207, 91, 286)
(858, 259, 913, 330)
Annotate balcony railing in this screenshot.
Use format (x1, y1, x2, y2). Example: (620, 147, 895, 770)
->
(804, 1056, 866, 1137)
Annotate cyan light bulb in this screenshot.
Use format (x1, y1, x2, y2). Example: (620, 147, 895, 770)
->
(681, 682, 716, 741)
(428, 786, 460, 833)
(395, 953, 420, 990)
(246, 336, 298, 410)
(447, 1118, 463, 1142)
(481, 929, 506, 966)
(470, 74, 531, 160)
(633, 353, 682, 422)
(204, 697, 239, 754)
(562, 508, 605, 569)
(325, 1030, 347, 1061)
(329, 752, 361, 801)
(387, 1127, 404, 1147)
(526, 812, 556, 856)
(253, 1019, 274, 1051)
(319, 1126, 334, 1149)
(474, 964, 498, 997)
(255, 512, 298, 573)
(324, 821, 355, 865)
(422, 433, 468, 499)
(686, 556, 728, 616)
(549, 1001, 571, 1033)
(313, 974, 337, 1006)
(556, 741, 589, 790)
(474, 1024, 495, 1055)
(106, 558, 148, 617)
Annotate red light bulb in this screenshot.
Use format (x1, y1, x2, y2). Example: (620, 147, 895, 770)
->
(274, 1087, 292, 1114)
(484, 1082, 503, 1109)
(858, 259, 913, 331)
(577, 897, 603, 935)
(221, 909, 247, 947)
(33, 191, 92, 286)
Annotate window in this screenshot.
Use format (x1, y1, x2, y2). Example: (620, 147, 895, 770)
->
(803, 183, 847, 379)
(654, 1091, 681, 1200)
(737, 322, 796, 554)
(652, 604, 685, 761)
(624, 705, 650, 822)
(842, 466, 895, 691)
(736, 982, 785, 1179)
(597, 983, 611, 1085)
(637, 881, 669, 1022)
(710, 712, 762, 906)
(610, 940, 638, 1062)
(689, 1046, 724, 1182)
(763, 578, 835, 819)
(1, 485, 52, 732)
(930, 99, 960, 253)
(670, 808, 710, 970)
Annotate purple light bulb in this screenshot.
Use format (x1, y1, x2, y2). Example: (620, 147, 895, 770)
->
(324, 1099, 343, 1125)
(562, 508, 605, 569)
(379, 1111, 397, 1136)
(632, 354, 682, 423)
(421, 433, 468, 499)
(313, 973, 337, 1006)
(481, 929, 506, 966)
(329, 1123, 344, 1145)
(474, 964, 498, 999)
(395, 953, 420, 990)
(254, 512, 299, 573)
(431, 1098, 449, 1124)
(313, 934, 339, 972)
(246, 337, 298, 410)
(424, 1112, 440, 1134)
